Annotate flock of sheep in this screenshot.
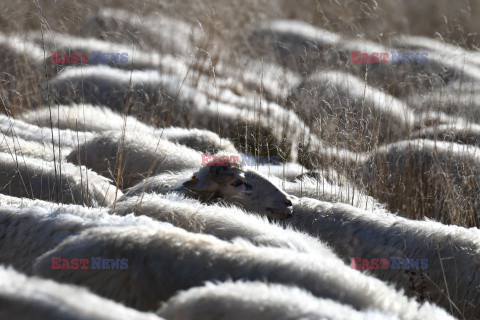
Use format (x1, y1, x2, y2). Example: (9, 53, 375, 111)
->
(1, 7, 480, 320)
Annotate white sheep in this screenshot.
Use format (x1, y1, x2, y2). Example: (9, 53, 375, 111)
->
(391, 34, 480, 70)
(197, 57, 303, 102)
(248, 19, 342, 74)
(0, 151, 120, 207)
(248, 20, 464, 95)
(30, 29, 298, 105)
(409, 88, 480, 122)
(0, 199, 173, 272)
(28, 30, 187, 73)
(338, 37, 480, 97)
(54, 10, 303, 102)
(412, 122, 480, 146)
(0, 32, 45, 80)
(0, 113, 93, 152)
(262, 171, 385, 213)
(0, 133, 62, 162)
(287, 70, 415, 150)
(118, 158, 295, 218)
(413, 110, 472, 130)
(33, 225, 454, 319)
(0, 266, 164, 320)
(20, 104, 237, 154)
(45, 64, 324, 162)
(287, 196, 480, 318)
(78, 7, 202, 56)
(112, 192, 322, 254)
(21, 103, 151, 132)
(0, 33, 47, 110)
(357, 139, 480, 224)
(247, 161, 307, 181)
(45, 65, 185, 116)
(66, 131, 205, 189)
(157, 281, 400, 320)
(159, 127, 238, 154)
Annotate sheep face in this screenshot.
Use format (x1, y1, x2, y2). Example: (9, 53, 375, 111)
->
(182, 165, 293, 219)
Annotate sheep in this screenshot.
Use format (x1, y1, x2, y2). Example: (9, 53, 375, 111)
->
(188, 73, 328, 163)
(391, 34, 480, 70)
(246, 161, 307, 181)
(119, 158, 384, 217)
(248, 19, 342, 75)
(112, 192, 322, 255)
(30, 28, 299, 104)
(78, 7, 202, 56)
(0, 133, 62, 162)
(411, 122, 480, 147)
(199, 87, 325, 163)
(412, 111, 472, 130)
(32, 225, 454, 319)
(333, 38, 441, 96)
(197, 56, 303, 102)
(287, 70, 415, 151)
(20, 104, 237, 154)
(28, 30, 187, 73)
(159, 127, 238, 154)
(0, 33, 47, 111)
(62, 9, 303, 102)
(247, 20, 479, 96)
(0, 199, 177, 272)
(286, 196, 480, 318)
(44, 65, 215, 126)
(117, 159, 294, 218)
(263, 171, 386, 213)
(0, 113, 94, 151)
(409, 88, 480, 122)
(157, 281, 400, 320)
(0, 151, 120, 207)
(334, 37, 480, 97)
(0, 193, 29, 205)
(46, 65, 322, 162)
(21, 103, 152, 132)
(356, 139, 480, 225)
(115, 144, 370, 209)
(0, 32, 46, 81)
(0, 266, 164, 320)
(66, 131, 205, 189)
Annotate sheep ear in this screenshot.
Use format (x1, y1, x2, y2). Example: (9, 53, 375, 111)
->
(182, 175, 199, 189)
(182, 175, 216, 202)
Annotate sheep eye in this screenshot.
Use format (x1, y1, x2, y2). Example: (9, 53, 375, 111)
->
(231, 179, 244, 187)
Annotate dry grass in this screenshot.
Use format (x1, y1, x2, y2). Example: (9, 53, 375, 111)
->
(0, 0, 480, 230)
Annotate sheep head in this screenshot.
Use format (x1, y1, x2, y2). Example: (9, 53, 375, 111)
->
(182, 162, 293, 219)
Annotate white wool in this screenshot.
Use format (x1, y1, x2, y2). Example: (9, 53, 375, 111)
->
(20, 104, 237, 153)
(1, 113, 93, 150)
(46, 65, 326, 162)
(113, 192, 331, 257)
(158, 281, 400, 320)
(78, 7, 202, 56)
(66, 130, 203, 188)
(0, 151, 120, 207)
(0, 266, 163, 320)
(288, 196, 480, 318)
(33, 224, 454, 319)
(0, 200, 172, 272)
